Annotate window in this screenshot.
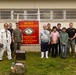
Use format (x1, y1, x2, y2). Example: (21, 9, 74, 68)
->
(0, 9, 76, 20)
(13, 10, 24, 19)
(40, 9, 50, 19)
(1, 10, 11, 19)
(66, 10, 76, 19)
(26, 9, 37, 19)
(53, 10, 63, 19)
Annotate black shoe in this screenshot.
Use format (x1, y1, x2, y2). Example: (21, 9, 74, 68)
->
(52, 56, 56, 58)
(62, 57, 66, 59)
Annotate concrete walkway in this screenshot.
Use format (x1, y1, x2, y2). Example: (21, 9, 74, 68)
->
(21, 45, 40, 52)
(21, 45, 76, 52)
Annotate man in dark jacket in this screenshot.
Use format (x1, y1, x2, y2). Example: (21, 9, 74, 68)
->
(66, 22, 76, 58)
(57, 23, 62, 55)
(8, 23, 14, 55)
(47, 23, 52, 55)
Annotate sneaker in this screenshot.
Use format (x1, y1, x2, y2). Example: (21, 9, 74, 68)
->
(73, 55, 75, 58)
(0, 60, 2, 61)
(0, 58, 2, 61)
(67, 55, 69, 58)
(46, 57, 48, 59)
(8, 58, 12, 60)
(41, 57, 44, 58)
(63, 57, 66, 59)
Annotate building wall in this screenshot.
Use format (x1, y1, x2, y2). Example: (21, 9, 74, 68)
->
(0, 0, 76, 29)
(0, 0, 76, 9)
(0, 0, 76, 51)
(0, 22, 76, 30)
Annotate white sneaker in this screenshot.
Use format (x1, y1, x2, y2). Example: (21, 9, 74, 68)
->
(46, 57, 48, 59)
(0, 58, 2, 61)
(73, 55, 75, 58)
(41, 56, 44, 58)
(8, 58, 12, 60)
(0, 59, 2, 61)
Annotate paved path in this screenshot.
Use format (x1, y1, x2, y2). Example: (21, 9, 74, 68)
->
(21, 45, 76, 52)
(21, 45, 40, 52)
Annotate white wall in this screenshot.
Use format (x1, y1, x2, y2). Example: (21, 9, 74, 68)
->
(0, 21, 76, 30)
(0, 0, 76, 30)
(0, 0, 76, 51)
(0, 0, 76, 9)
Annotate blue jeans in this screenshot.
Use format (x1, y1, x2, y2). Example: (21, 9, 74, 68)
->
(60, 44, 67, 58)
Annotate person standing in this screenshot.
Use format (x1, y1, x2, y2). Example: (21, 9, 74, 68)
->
(60, 27, 68, 59)
(8, 23, 14, 55)
(47, 23, 52, 55)
(50, 26, 60, 58)
(12, 22, 23, 52)
(0, 23, 12, 60)
(66, 22, 76, 57)
(57, 23, 62, 55)
(40, 25, 50, 58)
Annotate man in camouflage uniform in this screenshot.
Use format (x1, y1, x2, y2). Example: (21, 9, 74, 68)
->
(13, 22, 23, 52)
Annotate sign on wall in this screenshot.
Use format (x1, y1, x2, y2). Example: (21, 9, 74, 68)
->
(19, 21, 39, 44)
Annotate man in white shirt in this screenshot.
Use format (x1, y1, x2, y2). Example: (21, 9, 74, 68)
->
(40, 25, 50, 58)
(0, 23, 12, 61)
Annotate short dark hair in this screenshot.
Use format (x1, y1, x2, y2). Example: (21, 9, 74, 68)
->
(57, 23, 61, 26)
(16, 22, 19, 27)
(16, 22, 19, 25)
(62, 27, 66, 30)
(69, 22, 73, 25)
(47, 23, 50, 25)
(52, 26, 57, 30)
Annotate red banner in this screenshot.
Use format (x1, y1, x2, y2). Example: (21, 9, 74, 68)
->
(19, 21, 39, 44)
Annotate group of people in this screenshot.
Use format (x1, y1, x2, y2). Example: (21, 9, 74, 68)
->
(0, 23, 22, 61)
(40, 22, 76, 59)
(0, 22, 76, 60)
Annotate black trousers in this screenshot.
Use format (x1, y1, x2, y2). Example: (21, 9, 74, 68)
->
(41, 42, 49, 52)
(10, 42, 14, 54)
(58, 40, 61, 55)
(48, 42, 51, 55)
(51, 44, 58, 57)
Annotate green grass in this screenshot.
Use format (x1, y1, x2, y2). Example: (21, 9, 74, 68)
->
(0, 52, 76, 75)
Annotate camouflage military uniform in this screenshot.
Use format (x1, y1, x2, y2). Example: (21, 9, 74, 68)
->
(13, 28, 22, 51)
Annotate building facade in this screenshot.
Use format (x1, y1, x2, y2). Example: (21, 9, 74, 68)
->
(0, 0, 76, 51)
(0, 0, 76, 30)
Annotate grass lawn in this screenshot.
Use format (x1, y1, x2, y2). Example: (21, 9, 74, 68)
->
(0, 52, 76, 75)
